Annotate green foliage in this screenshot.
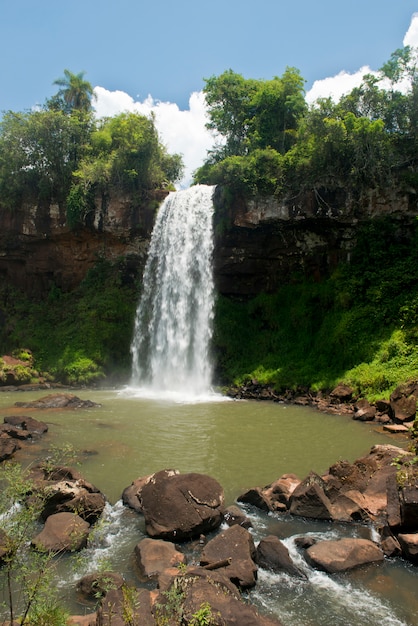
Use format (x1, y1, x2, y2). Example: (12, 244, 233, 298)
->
(213, 217, 418, 400)
(197, 46, 418, 197)
(190, 602, 217, 626)
(0, 257, 138, 385)
(0, 462, 69, 625)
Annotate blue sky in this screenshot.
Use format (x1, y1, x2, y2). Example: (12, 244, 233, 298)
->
(1, 1, 417, 185)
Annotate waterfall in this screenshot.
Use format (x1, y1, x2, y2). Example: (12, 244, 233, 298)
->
(130, 185, 216, 397)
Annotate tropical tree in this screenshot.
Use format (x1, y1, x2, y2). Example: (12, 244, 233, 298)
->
(48, 69, 95, 114)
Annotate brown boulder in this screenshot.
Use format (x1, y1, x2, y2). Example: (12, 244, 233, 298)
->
(256, 535, 306, 578)
(397, 532, 418, 562)
(97, 587, 155, 626)
(134, 537, 185, 580)
(0, 436, 20, 461)
(4, 414, 48, 435)
(353, 399, 376, 421)
(223, 505, 253, 528)
(76, 571, 125, 599)
(305, 538, 384, 573)
(200, 524, 258, 589)
(14, 393, 100, 410)
(140, 469, 224, 541)
(330, 383, 354, 401)
(390, 383, 418, 422)
(289, 473, 334, 520)
(32, 512, 90, 552)
(158, 569, 283, 626)
(121, 474, 152, 512)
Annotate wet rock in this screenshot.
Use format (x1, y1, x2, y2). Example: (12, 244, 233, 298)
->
(77, 571, 125, 599)
(353, 399, 376, 421)
(0, 436, 20, 461)
(289, 473, 334, 520)
(134, 538, 185, 580)
(32, 512, 90, 552)
(223, 504, 253, 528)
(176, 568, 284, 626)
(97, 587, 154, 626)
(14, 393, 100, 410)
(397, 532, 418, 562)
(200, 524, 258, 589)
(121, 474, 152, 513)
(4, 414, 48, 435)
(256, 535, 307, 578)
(305, 538, 384, 573)
(140, 469, 224, 541)
(399, 486, 418, 530)
(237, 486, 272, 511)
(29, 464, 107, 524)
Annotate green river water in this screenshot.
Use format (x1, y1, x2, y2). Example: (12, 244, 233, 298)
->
(0, 388, 417, 625)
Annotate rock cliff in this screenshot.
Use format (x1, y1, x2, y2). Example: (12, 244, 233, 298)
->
(212, 185, 418, 296)
(0, 185, 416, 298)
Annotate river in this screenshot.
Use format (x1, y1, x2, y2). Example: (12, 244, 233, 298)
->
(0, 388, 417, 625)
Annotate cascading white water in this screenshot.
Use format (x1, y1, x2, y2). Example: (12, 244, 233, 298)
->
(130, 184, 216, 396)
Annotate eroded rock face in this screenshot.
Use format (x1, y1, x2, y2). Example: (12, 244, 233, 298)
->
(305, 538, 384, 573)
(139, 469, 224, 541)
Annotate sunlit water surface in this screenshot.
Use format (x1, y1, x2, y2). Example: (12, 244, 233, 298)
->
(0, 388, 416, 625)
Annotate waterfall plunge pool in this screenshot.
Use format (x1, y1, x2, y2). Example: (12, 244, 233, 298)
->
(0, 388, 416, 625)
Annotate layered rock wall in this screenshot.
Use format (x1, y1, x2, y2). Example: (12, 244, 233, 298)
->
(0, 185, 416, 298)
(212, 186, 418, 296)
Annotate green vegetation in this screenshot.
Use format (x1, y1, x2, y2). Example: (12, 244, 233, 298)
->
(195, 47, 418, 199)
(214, 216, 418, 401)
(0, 69, 183, 216)
(0, 462, 69, 625)
(0, 257, 138, 384)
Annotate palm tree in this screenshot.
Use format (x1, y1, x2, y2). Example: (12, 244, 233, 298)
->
(52, 69, 95, 113)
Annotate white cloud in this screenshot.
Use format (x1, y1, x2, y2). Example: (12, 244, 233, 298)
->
(306, 66, 374, 105)
(306, 13, 418, 106)
(93, 87, 216, 188)
(93, 13, 418, 188)
(404, 12, 418, 47)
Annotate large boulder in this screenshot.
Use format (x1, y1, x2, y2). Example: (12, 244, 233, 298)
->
(157, 568, 283, 626)
(305, 538, 384, 573)
(140, 469, 224, 541)
(121, 474, 152, 513)
(134, 538, 186, 580)
(76, 571, 125, 600)
(256, 535, 306, 578)
(32, 512, 90, 552)
(200, 524, 258, 589)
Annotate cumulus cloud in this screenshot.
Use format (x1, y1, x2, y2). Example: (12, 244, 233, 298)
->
(93, 13, 418, 189)
(305, 66, 374, 105)
(404, 12, 418, 46)
(306, 13, 418, 106)
(93, 87, 216, 188)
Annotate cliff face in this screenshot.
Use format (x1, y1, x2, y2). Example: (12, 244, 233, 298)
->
(0, 185, 416, 298)
(0, 192, 162, 296)
(213, 186, 418, 296)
